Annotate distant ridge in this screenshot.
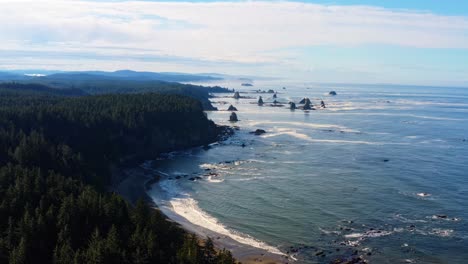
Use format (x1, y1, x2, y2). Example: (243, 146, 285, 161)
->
(0, 70, 222, 83)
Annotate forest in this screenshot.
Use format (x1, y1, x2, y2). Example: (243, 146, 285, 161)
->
(0, 83, 237, 263)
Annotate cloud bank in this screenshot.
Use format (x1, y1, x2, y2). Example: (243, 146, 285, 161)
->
(0, 0, 467, 84)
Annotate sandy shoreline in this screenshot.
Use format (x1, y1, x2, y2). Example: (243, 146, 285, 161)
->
(115, 165, 289, 264)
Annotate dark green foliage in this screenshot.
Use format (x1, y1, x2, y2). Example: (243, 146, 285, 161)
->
(15, 76, 231, 110)
(0, 90, 237, 264)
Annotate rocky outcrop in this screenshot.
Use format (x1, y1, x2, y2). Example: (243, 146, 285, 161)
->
(303, 98, 314, 110)
(320, 100, 326, 108)
(229, 112, 238, 122)
(258, 96, 264, 106)
(233, 91, 241, 99)
(241, 83, 253, 86)
(299, 98, 306, 104)
(289, 102, 296, 110)
(250, 129, 266, 135)
(267, 89, 275, 94)
(227, 105, 238, 111)
(273, 93, 277, 98)
(329, 91, 337, 96)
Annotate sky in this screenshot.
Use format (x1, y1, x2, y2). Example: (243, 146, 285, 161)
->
(1, 0, 468, 86)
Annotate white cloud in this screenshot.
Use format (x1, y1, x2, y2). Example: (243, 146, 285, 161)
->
(0, 0, 467, 84)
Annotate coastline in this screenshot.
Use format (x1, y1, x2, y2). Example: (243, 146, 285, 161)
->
(115, 160, 289, 264)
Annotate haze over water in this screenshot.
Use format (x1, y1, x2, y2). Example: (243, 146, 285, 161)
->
(149, 80, 468, 263)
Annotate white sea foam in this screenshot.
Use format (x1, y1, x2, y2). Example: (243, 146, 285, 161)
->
(431, 228, 454, 237)
(416, 192, 431, 197)
(247, 120, 354, 131)
(206, 176, 224, 183)
(158, 179, 285, 256)
(263, 128, 400, 145)
(231, 176, 268, 181)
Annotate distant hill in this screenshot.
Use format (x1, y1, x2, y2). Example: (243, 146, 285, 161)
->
(0, 70, 232, 110)
(0, 70, 222, 83)
(0, 82, 86, 97)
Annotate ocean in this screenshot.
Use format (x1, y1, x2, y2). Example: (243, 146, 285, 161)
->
(148, 80, 468, 263)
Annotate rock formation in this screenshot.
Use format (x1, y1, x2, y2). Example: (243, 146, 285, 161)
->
(258, 96, 264, 106)
(250, 129, 266, 135)
(320, 100, 326, 108)
(227, 105, 238, 111)
(233, 91, 241, 99)
(229, 112, 238, 122)
(329, 91, 337, 96)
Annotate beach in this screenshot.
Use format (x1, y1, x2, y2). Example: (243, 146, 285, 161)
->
(115, 164, 288, 264)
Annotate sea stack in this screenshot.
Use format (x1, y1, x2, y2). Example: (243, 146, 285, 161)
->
(258, 96, 264, 106)
(227, 105, 238, 111)
(267, 89, 275, 94)
(329, 91, 337, 96)
(229, 112, 238, 122)
(273, 93, 277, 99)
(233, 91, 241, 99)
(303, 98, 313, 110)
(289, 102, 296, 110)
(299, 98, 307, 104)
(321, 100, 326, 108)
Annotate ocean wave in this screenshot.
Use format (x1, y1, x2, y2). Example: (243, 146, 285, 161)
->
(230, 176, 268, 181)
(206, 176, 224, 183)
(247, 120, 358, 132)
(262, 128, 401, 145)
(399, 191, 435, 200)
(157, 180, 285, 256)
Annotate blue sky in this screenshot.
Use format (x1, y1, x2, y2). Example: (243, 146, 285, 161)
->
(0, 0, 467, 86)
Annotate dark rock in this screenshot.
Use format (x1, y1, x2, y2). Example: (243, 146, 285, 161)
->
(250, 129, 267, 135)
(233, 91, 241, 99)
(435, 214, 448, 219)
(175, 176, 182, 179)
(329, 91, 337, 96)
(189, 176, 202, 181)
(227, 105, 238, 111)
(229, 112, 238, 122)
(241, 83, 253, 86)
(258, 96, 264, 106)
(383, 159, 389, 162)
(299, 98, 306, 104)
(289, 102, 296, 110)
(303, 98, 313, 110)
(273, 93, 277, 98)
(267, 89, 275, 93)
(321, 100, 326, 108)
(241, 143, 246, 148)
(283, 87, 286, 89)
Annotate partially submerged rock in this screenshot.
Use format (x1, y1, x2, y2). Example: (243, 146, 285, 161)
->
(299, 98, 307, 104)
(229, 112, 238, 122)
(303, 98, 314, 110)
(250, 129, 266, 135)
(227, 105, 238, 111)
(267, 89, 275, 94)
(289, 102, 296, 110)
(233, 91, 241, 99)
(329, 91, 337, 96)
(273, 93, 277, 98)
(321, 100, 326, 108)
(258, 96, 264, 106)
